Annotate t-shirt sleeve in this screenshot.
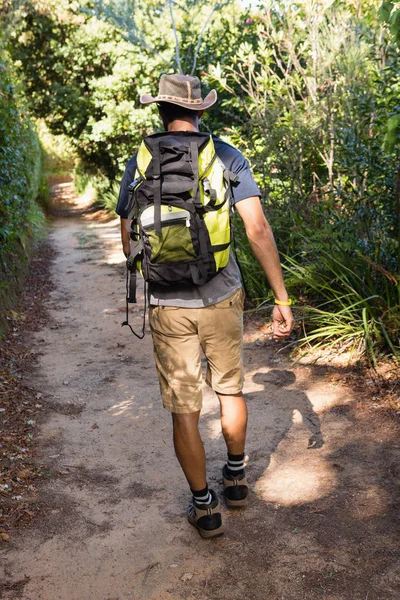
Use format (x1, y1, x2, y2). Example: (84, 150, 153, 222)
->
(115, 155, 138, 219)
(214, 139, 261, 205)
(229, 152, 261, 205)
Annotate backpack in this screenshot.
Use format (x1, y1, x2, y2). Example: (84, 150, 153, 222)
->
(121, 131, 238, 338)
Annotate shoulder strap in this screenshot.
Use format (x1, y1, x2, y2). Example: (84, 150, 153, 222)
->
(136, 139, 153, 178)
(190, 141, 200, 206)
(152, 140, 162, 237)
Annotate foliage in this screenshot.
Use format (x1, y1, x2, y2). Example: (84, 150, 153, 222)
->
(379, 1, 400, 151)
(4, 0, 170, 180)
(37, 120, 76, 176)
(0, 44, 45, 269)
(3, 0, 400, 361)
(205, 0, 400, 360)
(282, 244, 400, 364)
(235, 208, 400, 362)
(380, 1, 400, 45)
(97, 181, 120, 215)
(4, 0, 242, 181)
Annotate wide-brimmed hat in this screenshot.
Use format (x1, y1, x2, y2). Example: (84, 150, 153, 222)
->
(140, 74, 217, 111)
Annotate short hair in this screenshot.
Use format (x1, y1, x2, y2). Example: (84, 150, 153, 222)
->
(157, 102, 199, 123)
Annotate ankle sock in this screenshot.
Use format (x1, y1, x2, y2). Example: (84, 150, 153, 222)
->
(191, 485, 212, 505)
(227, 452, 245, 476)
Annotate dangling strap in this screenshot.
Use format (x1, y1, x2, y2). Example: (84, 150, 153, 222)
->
(127, 267, 137, 303)
(153, 141, 162, 237)
(121, 267, 147, 339)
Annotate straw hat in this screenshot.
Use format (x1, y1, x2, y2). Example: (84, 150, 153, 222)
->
(140, 74, 217, 111)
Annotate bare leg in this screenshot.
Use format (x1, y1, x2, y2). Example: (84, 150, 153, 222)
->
(216, 392, 248, 455)
(172, 411, 207, 491)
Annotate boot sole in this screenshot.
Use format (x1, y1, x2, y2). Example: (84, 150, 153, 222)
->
(226, 496, 248, 508)
(188, 516, 224, 538)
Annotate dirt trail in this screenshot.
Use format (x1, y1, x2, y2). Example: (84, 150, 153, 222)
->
(1, 181, 399, 600)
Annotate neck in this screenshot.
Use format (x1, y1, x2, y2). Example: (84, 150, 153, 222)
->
(166, 118, 198, 132)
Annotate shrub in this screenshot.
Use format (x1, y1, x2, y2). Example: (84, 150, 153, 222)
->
(0, 49, 44, 265)
(0, 45, 46, 331)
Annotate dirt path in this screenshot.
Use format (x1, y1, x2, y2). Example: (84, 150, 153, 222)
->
(1, 181, 399, 600)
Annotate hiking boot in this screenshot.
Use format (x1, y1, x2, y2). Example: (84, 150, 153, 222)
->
(187, 489, 224, 538)
(222, 464, 249, 507)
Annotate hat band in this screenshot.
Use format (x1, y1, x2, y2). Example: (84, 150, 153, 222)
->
(157, 94, 203, 105)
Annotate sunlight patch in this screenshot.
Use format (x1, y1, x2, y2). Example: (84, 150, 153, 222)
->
(104, 248, 126, 265)
(108, 398, 134, 416)
(256, 458, 337, 506)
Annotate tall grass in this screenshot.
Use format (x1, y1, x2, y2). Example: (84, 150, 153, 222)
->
(233, 214, 400, 364)
(282, 249, 400, 364)
(97, 181, 120, 216)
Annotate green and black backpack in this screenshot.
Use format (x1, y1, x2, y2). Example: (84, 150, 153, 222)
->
(121, 131, 238, 338)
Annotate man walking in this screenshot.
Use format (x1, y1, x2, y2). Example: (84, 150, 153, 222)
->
(116, 74, 293, 538)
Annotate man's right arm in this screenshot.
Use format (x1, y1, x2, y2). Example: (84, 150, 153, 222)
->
(235, 196, 294, 340)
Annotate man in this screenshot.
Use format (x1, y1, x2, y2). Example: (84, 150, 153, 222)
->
(116, 74, 293, 538)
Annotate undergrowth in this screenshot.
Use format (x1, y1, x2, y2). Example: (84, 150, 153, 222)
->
(234, 209, 400, 365)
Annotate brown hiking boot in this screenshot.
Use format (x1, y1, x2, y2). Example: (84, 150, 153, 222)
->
(222, 464, 249, 507)
(187, 489, 224, 538)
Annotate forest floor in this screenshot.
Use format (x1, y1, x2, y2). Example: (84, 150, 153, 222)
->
(1, 178, 399, 600)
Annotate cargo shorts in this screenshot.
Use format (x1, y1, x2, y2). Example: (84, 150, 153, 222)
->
(149, 288, 245, 413)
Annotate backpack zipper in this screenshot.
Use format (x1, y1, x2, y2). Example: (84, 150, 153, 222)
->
(142, 216, 191, 232)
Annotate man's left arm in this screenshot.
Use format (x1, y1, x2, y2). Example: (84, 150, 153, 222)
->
(235, 196, 294, 341)
(115, 155, 137, 258)
(120, 218, 130, 258)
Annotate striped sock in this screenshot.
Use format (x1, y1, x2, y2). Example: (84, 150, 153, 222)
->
(227, 452, 245, 476)
(191, 485, 212, 506)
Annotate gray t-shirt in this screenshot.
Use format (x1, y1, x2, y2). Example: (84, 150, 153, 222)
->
(116, 135, 260, 307)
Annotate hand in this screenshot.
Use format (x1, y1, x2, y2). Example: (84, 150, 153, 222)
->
(272, 304, 294, 341)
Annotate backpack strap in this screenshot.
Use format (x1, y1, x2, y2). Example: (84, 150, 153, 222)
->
(190, 141, 200, 208)
(203, 169, 238, 212)
(202, 178, 217, 204)
(125, 177, 142, 212)
(189, 262, 208, 286)
(152, 140, 162, 237)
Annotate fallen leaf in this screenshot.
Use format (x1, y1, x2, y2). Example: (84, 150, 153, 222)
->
(181, 573, 193, 582)
(17, 469, 30, 479)
(0, 533, 11, 541)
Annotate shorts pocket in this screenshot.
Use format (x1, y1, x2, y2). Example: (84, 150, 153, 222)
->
(214, 289, 244, 310)
(151, 305, 180, 313)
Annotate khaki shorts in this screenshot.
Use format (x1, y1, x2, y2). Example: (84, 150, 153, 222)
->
(149, 289, 245, 414)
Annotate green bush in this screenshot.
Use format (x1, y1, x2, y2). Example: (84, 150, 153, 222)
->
(97, 181, 120, 216)
(0, 48, 45, 254)
(0, 45, 46, 331)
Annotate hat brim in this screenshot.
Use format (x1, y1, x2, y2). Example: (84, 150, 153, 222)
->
(140, 89, 217, 111)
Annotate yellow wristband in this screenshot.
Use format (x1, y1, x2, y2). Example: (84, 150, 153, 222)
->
(275, 298, 292, 306)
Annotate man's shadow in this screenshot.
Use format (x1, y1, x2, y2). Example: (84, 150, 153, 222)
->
(245, 370, 324, 480)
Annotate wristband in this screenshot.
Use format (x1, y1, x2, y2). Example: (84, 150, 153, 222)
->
(275, 298, 292, 306)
